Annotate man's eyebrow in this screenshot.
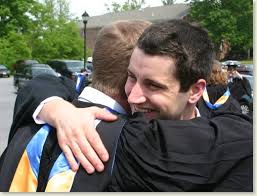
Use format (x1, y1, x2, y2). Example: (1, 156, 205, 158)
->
(144, 78, 168, 89)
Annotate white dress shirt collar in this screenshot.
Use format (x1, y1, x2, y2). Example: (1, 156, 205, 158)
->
(195, 107, 201, 117)
(78, 86, 127, 115)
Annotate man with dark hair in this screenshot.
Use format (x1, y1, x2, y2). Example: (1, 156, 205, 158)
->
(124, 19, 213, 120)
(106, 20, 252, 191)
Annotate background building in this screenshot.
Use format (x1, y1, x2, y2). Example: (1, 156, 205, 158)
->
(79, 4, 189, 50)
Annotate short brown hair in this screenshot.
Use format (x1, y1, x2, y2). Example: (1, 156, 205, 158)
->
(207, 60, 227, 85)
(137, 19, 215, 92)
(92, 20, 151, 99)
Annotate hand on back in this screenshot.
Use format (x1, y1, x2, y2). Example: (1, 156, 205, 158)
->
(39, 99, 117, 173)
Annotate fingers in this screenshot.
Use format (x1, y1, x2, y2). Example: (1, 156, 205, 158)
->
(57, 124, 107, 173)
(69, 140, 96, 174)
(87, 130, 109, 162)
(89, 107, 117, 121)
(59, 134, 97, 174)
(85, 107, 113, 163)
(76, 120, 108, 172)
(58, 130, 79, 172)
(76, 135, 105, 173)
(55, 106, 117, 174)
(61, 145, 79, 172)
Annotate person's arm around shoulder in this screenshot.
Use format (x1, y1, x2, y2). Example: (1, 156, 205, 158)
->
(11, 74, 117, 173)
(37, 97, 118, 173)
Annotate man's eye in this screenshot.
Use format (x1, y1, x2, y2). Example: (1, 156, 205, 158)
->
(127, 72, 136, 80)
(147, 83, 162, 90)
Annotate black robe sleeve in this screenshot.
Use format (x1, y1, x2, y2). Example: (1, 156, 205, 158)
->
(8, 74, 78, 143)
(106, 112, 252, 192)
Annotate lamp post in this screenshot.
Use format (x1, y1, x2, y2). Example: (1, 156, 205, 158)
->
(82, 11, 89, 70)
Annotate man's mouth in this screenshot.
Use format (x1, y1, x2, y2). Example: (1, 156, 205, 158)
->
(133, 106, 155, 113)
(132, 106, 159, 120)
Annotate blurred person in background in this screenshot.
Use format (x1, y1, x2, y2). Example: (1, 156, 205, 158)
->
(226, 62, 252, 117)
(197, 60, 241, 117)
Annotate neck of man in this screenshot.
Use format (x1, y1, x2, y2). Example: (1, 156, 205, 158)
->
(114, 95, 131, 114)
(180, 104, 198, 120)
(91, 84, 130, 114)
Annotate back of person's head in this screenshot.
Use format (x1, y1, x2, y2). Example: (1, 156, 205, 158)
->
(92, 20, 151, 99)
(137, 19, 215, 92)
(207, 60, 228, 85)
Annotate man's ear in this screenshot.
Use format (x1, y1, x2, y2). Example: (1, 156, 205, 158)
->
(188, 79, 206, 104)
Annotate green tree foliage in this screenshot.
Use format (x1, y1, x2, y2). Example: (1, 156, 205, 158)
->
(105, 0, 145, 13)
(187, 0, 253, 58)
(28, 0, 83, 62)
(161, 0, 175, 5)
(0, 0, 84, 68)
(0, 32, 32, 70)
(0, 0, 42, 37)
(31, 21, 83, 63)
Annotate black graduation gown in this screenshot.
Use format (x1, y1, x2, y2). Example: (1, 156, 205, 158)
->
(106, 112, 253, 191)
(0, 100, 127, 192)
(229, 77, 252, 101)
(3, 74, 253, 192)
(197, 84, 242, 118)
(9, 74, 78, 144)
(107, 85, 253, 191)
(0, 74, 78, 177)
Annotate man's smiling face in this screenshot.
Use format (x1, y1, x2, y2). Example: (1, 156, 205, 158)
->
(125, 47, 190, 120)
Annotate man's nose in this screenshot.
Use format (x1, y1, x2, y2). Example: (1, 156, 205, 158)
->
(127, 83, 146, 104)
